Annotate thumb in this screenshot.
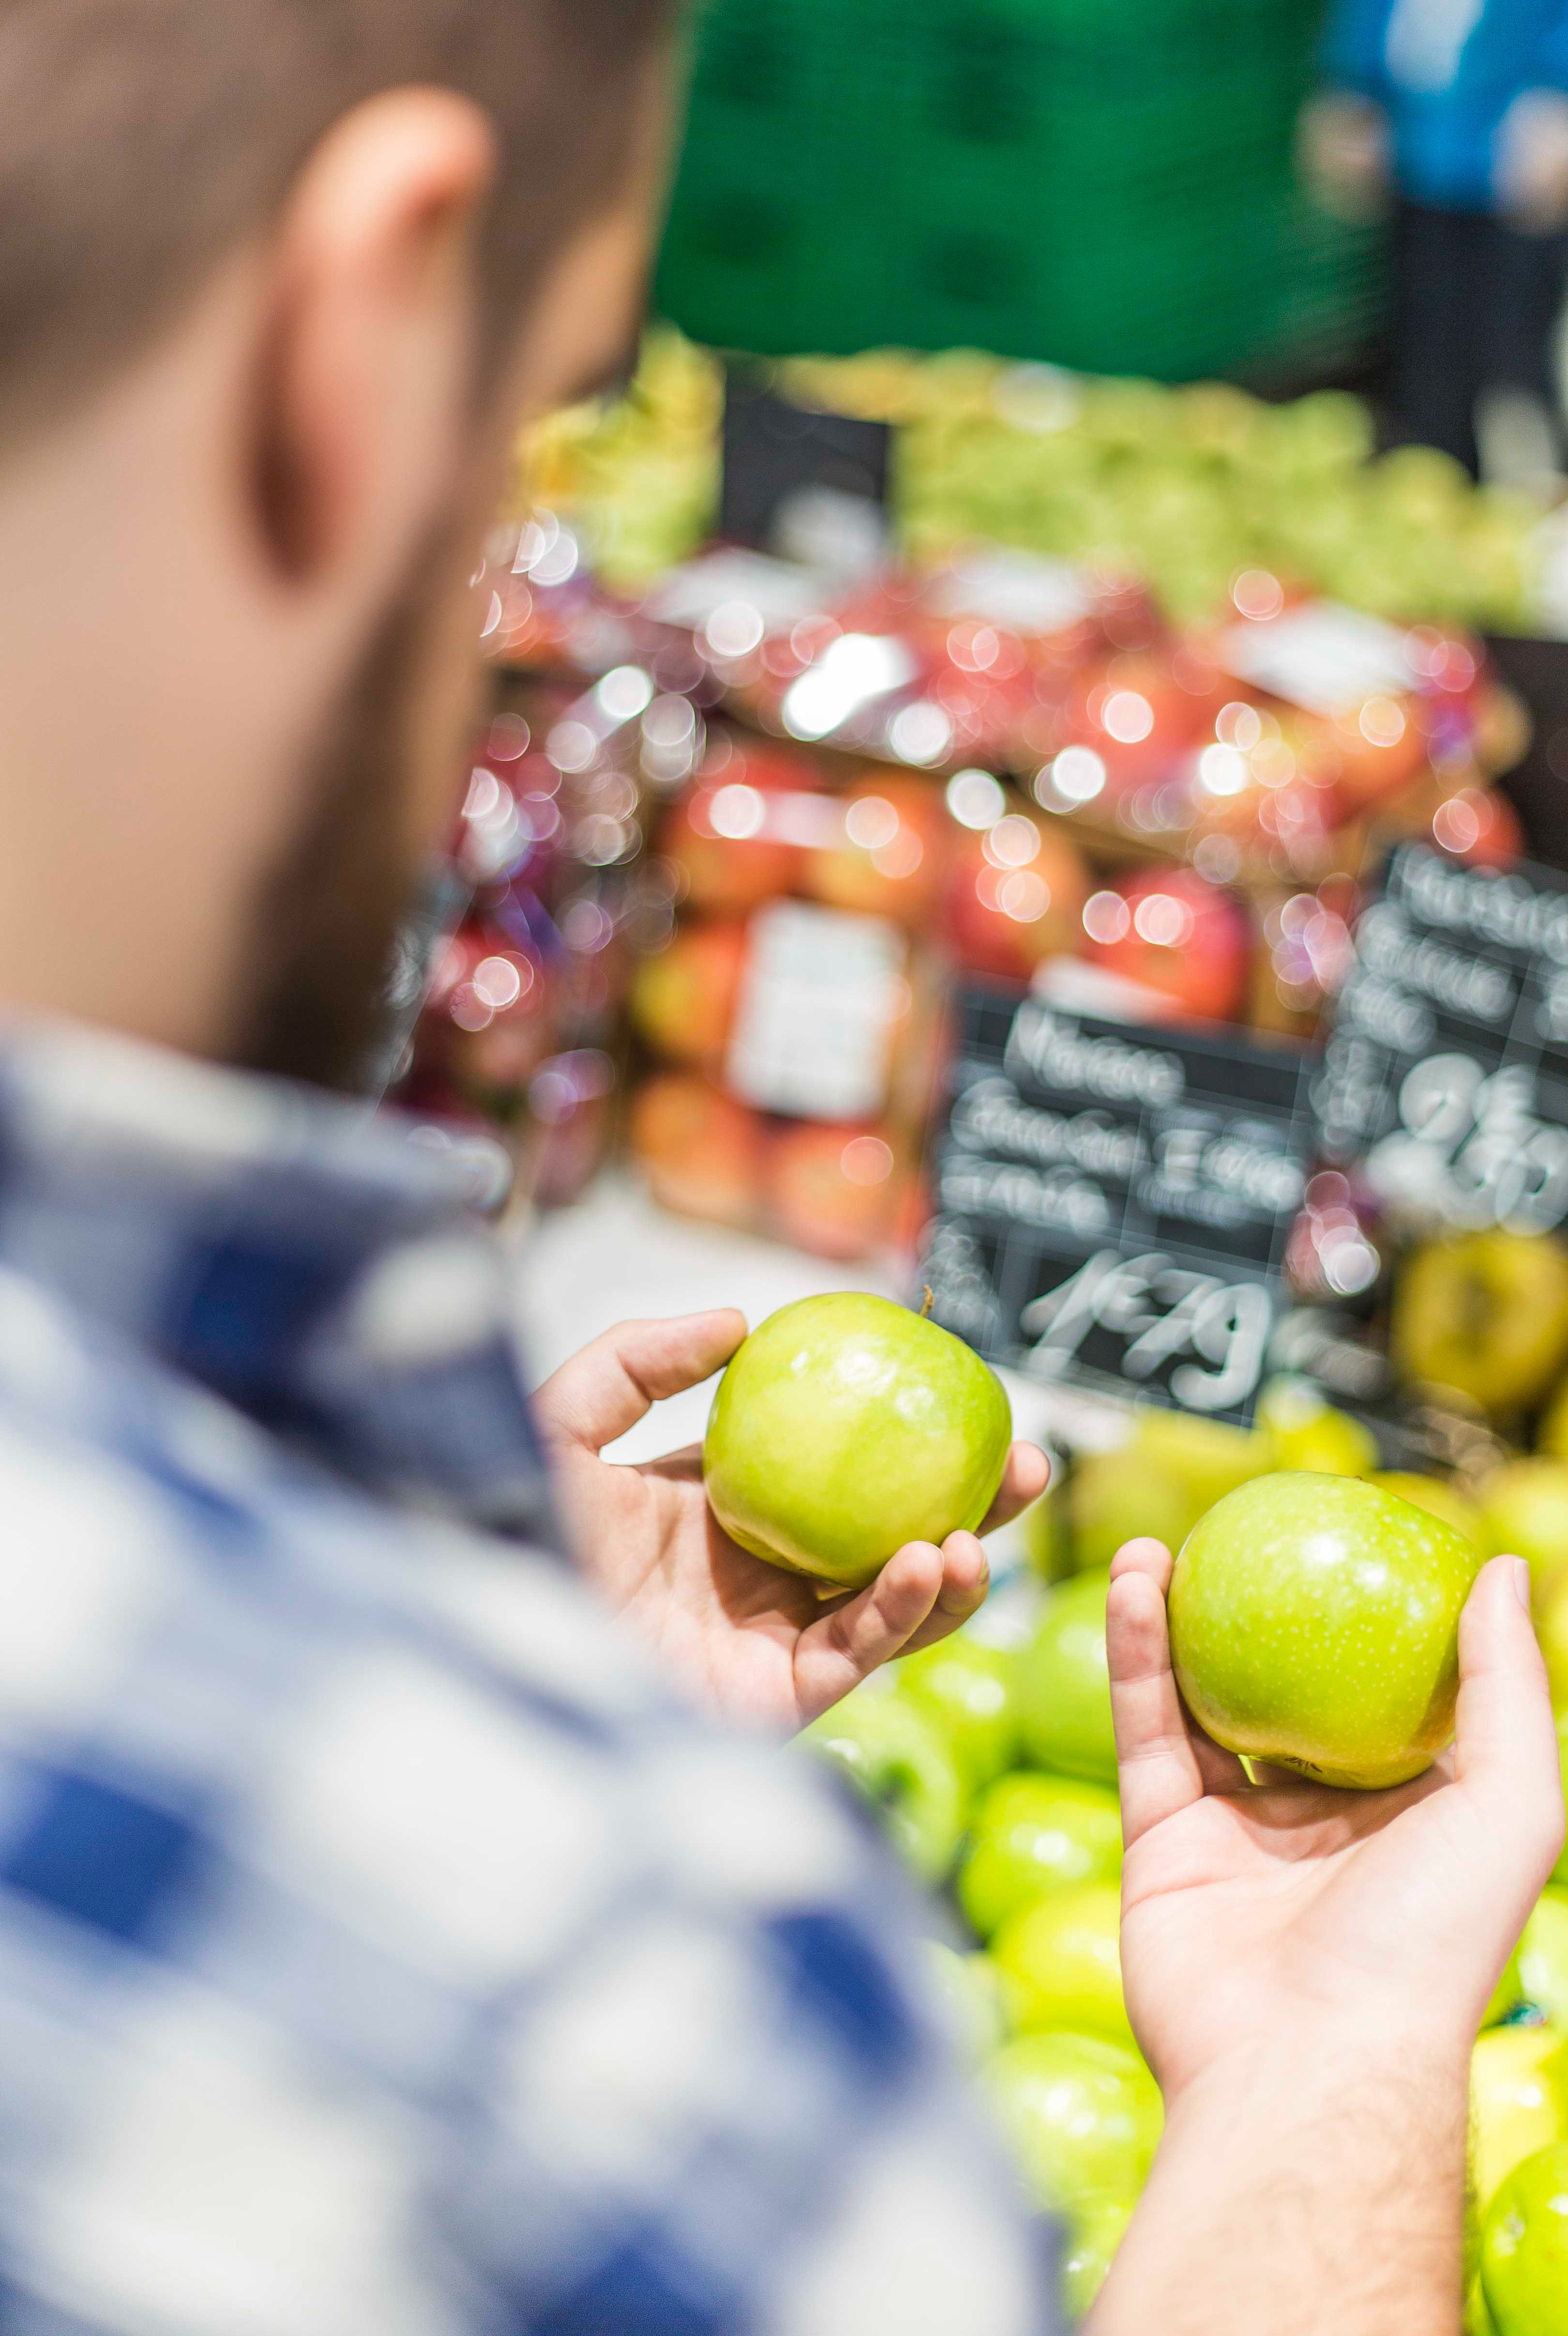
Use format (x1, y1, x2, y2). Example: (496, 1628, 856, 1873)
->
(533, 1310, 747, 1456)
(1454, 1554, 1565, 1887)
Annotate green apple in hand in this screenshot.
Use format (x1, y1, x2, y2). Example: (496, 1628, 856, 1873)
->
(1472, 2026, 1568, 2213)
(704, 1293, 1011, 1590)
(1168, 1471, 1478, 1790)
(992, 1881, 1131, 2042)
(958, 1773, 1123, 1940)
(982, 2029, 1161, 2218)
(1482, 2139, 1568, 2333)
(801, 1686, 966, 1882)
(1478, 1462, 1568, 1602)
(896, 1635, 1018, 1788)
(1017, 1568, 1117, 1785)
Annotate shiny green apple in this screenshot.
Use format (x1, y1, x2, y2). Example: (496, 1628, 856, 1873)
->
(1372, 1471, 1481, 1546)
(1523, 1894, 1568, 2025)
(703, 1293, 1011, 1590)
(1169, 1472, 1478, 1790)
(1482, 2139, 1568, 2333)
(1473, 2026, 1568, 2212)
(958, 1773, 1123, 1940)
(1468, 2269, 1499, 2336)
(800, 1686, 965, 1882)
(896, 1636, 1018, 1789)
(991, 1881, 1131, 2042)
(1478, 1462, 1568, 1601)
(981, 2029, 1161, 2218)
(1016, 1568, 1117, 1785)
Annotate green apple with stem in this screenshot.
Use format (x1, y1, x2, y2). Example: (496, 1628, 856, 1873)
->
(1472, 2027, 1568, 2213)
(801, 1686, 965, 1883)
(1017, 1569, 1117, 1785)
(1168, 1471, 1478, 1790)
(1522, 1894, 1568, 2026)
(1481, 2139, 1568, 2332)
(991, 1882, 1131, 2042)
(981, 2030, 1161, 2218)
(958, 1773, 1123, 1940)
(896, 1635, 1018, 1789)
(1478, 1462, 1568, 1603)
(703, 1292, 1011, 1590)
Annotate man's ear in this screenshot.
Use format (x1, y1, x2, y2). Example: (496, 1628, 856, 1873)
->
(249, 87, 497, 591)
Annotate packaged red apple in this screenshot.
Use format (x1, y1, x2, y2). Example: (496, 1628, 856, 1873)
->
(626, 895, 947, 1260)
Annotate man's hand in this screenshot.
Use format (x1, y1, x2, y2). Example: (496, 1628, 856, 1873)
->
(1089, 1538, 1565, 2336)
(534, 1309, 1048, 1733)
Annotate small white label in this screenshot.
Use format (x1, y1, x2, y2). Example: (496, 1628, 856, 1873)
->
(1218, 604, 1417, 717)
(647, 550, 831, 631)
(726, 901, 905, 1121)
(933, 550, 1093, 635)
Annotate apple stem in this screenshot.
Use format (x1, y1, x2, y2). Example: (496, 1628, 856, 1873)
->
(920, 1285, 934, 1320)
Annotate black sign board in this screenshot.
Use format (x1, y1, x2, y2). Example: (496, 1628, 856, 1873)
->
(923, 986, 1319, 1426)
(721, 368, 890, 555)
(1316, 842, 1568, 1234)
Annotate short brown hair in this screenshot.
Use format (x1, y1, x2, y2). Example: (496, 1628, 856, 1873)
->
(0, 0, 672, 432)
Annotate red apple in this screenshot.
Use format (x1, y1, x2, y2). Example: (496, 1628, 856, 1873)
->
(424, 923, 555, 1098)
(630, 920, 750, 1065)
(766, 1122, 904, 1260)
(1058, 651, 1219, 795)
(628, 1074, 766, 1229)
(1430, 784, 1522, 868)
(1321, 697, 1429, 813)
(657, 746, 809, 911)
(1081, 865, 1251, 1025)
(804, 774, 951, 925)
(945, 809, 1091, 983)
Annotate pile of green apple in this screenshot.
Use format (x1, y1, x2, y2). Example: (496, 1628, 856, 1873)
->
(797, 1343, 1568, 2331)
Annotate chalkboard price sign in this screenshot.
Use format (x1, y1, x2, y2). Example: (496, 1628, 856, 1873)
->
(923, 987, 1319, 1426)
(1316, 843, 1568, 1234)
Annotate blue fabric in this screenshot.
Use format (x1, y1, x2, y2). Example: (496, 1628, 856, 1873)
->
(1323, 0, 1568, 209)
(0, 1023, 1052, 2336)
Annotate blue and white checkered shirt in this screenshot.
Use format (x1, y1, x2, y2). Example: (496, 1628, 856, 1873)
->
(0, 1023, 1056, 2336)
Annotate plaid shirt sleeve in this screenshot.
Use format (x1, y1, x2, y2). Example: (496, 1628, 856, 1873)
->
(0, 1364, 1058, 2336)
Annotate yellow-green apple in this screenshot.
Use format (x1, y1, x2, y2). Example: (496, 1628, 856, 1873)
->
(1023, 1482, 1073, 1582)
(1535, 1579, 1568, 1708)
(629, 918, 750, 1065)
(1522, 1894, 1568, 2027)
(704, 1292, 1011, 1591)
(1016, 1569, 1117, 1785)
(1393, 1230, 1568, 1417)
(800, 1687, 966, 1882)
(958, 1774, 1123, 1939)
(1061, 2197, 1135, 2323)
(1169, 1471, 1478, 1790)
(1538, 1379, 1568, 1462)
(896, 1636, 1019, 1789)
(1131, 1405, 1266, 1514)
(1478, 1462, 1568, 1603)
(1068, 1451, 1197, 1574)
(991, 1882, 1131, 2042)
(1481, 2139, 1568, 2332)
(1472, 2027, 1568, 2213)
(981, 2030, 1162, 2218)
(1372, 1470, 1481, 1545)
(1257, 1377, 1377, 1476)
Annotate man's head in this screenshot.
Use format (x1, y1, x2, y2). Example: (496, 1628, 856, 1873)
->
(0, 1, 675, 1086)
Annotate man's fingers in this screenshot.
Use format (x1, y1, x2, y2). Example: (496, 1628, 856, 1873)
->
(1454, 1554, 1565, 1884)
(890, 1531, 992, 1657)
(1108, 1537, 1246, 1844)
(533, 1310, 748, 1456)
(794, 1541, 945, 1725)
(978, 1442, 1051, 1534)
